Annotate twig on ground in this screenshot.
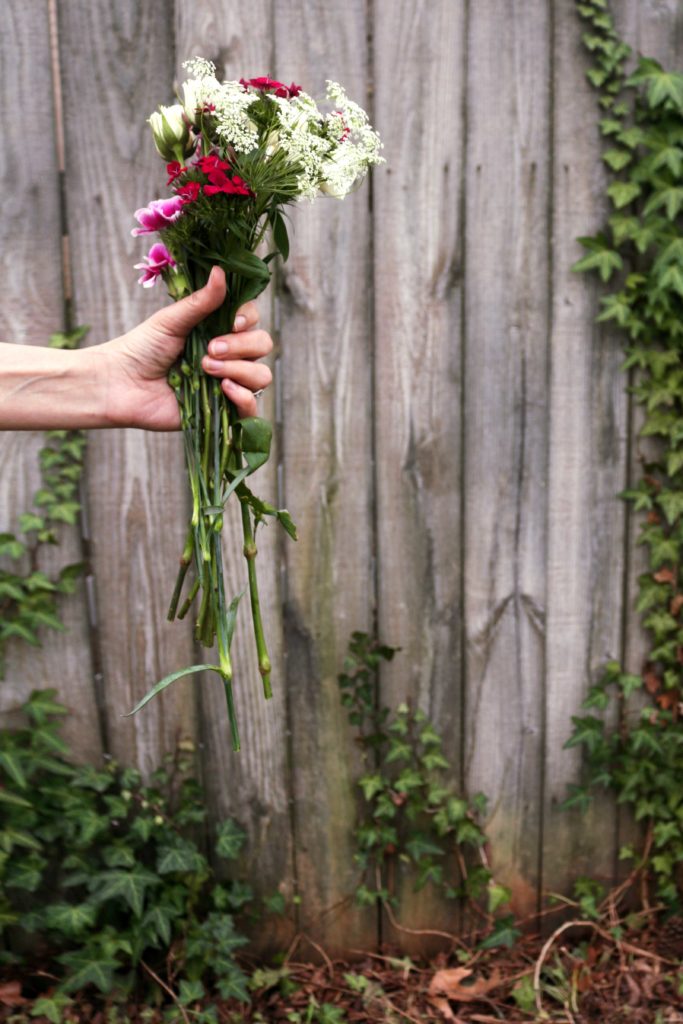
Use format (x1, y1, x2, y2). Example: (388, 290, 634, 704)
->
(140, 960, 190, 1024)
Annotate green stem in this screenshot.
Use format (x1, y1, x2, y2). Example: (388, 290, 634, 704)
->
(167, 528, 194, 621)
(240, 500, 271, 697)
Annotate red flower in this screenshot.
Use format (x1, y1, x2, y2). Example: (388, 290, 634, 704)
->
(177, 180, 201, 203)
(204, 173, 252, 197)
(240, 76, 302, 99)
(166, 161, 185, 185)
(197, 154, 231, 174)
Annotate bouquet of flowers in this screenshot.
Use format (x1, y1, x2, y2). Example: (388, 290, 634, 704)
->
(128, 59, 383, 750)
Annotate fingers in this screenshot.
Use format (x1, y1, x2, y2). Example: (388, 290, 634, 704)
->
(221, 378, 260, 419)
(152, 266, 227, 336)
(202, 325, 274, 417)
(206, 328, 273, 360)
(232, 301, 259, 333)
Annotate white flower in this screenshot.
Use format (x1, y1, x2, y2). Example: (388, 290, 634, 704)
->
(148, 104, 192, 161)
(212, 80, 260, 153)
(182, 57, 216, 79)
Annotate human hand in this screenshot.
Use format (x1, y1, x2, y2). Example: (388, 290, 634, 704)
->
(99, 266, 273, 430)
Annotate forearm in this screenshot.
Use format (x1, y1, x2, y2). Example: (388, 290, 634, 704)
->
(0, 343, 108, 430)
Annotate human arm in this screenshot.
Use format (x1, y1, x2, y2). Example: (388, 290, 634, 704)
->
(0, 267, 272, 431)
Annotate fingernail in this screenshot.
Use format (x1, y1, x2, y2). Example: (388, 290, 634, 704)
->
(203, 357, 222, 371)
(234, 315, 247, 330)
(210, 340, 229, 356)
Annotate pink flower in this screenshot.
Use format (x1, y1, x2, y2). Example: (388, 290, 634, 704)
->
(131, 196, 185, 236)
(134, 243, 176, 287)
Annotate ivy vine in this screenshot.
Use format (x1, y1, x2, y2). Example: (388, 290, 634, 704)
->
(0, 327, 88, 677)
(567, 0, 683, 910)
(340, 632, 519, 949)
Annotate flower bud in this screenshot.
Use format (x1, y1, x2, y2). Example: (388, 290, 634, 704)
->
(182, 79, 206, 127)
(149, 104, 193, 162)
(166, 268, 190, 300)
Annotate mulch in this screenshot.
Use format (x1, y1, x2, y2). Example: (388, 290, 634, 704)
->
(1, 918, 681, 1023)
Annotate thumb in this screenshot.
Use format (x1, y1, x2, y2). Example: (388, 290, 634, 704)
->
(153, 266, 226, 336)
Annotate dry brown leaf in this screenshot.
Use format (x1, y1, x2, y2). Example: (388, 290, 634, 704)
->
(0, 981, 26, 1007)
(429, 966, 502, 1003)
(654, 568, 676, 585)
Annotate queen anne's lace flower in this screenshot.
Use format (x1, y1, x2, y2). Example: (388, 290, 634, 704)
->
(212, 81, 260, 152)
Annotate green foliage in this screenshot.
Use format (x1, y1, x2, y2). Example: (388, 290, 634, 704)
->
(0, 327, 89, 678)
(572, 0, 683, 911)
(0, 691, 251, 1008)
(340, 632, 516, 946)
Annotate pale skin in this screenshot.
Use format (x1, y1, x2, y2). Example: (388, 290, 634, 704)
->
(0, 267, 273, 432)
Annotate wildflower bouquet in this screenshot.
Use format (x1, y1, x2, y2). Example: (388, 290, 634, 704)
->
(128, 60, 383, 750)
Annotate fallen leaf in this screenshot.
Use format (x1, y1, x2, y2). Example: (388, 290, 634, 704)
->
(429, 966, 502, 1004)
(644, 668, 661, 694)
(0, 981, 26, 1007)
(654, 568, 676, 585)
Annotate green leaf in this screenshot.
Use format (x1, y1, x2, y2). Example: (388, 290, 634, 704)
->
(358, 773, 384, 801)
(238, 416, 272, 472)
(57, 950, 119, 994)
(404, 834, 444, 862)
(215, 818, 247, 860)
(572, 235, 623, 282)
(477, 915, 521, 950)
(606, 180, 642, 209)
(602, 148, 632, 171)
(271, 208, 290, 262)
(157, 837, 207, 875)
(30, 995, 74, 1024)
(488, 883, 512, 913)
(124, 663, 224, 716)
(0, 534, 26, 559)
(627, 57, 683, 111)
(18, 513, 44, 534)
(45, 901, 97, 936)
(91, 867, 160, 917)
(0, 750, 27, 789)
(657, 490, 683, 525)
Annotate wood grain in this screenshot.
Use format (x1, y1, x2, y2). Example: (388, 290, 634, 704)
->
(372, 0, 466, 952)
(0, 3, 100, 761)
(57, 0, 197, 775)
(462, 0, 550, 920)
(174, 0, 295, 954)
(274, 0, 377, 953)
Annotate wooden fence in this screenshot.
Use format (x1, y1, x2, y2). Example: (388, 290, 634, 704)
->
(2, 0, 682, 955)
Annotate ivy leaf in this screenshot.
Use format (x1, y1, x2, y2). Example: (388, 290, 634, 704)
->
(57, 950, 119, 994)
(404, 834, 444, 862)
(644, 185, 683, 221)
(572, 235, 623, 281)
(627, 58, 683, 111)
(657, 491, 683, 525)
(91, 867, 160, 917)
(602, 148, 632, 171)
(157, 837, 207, 875)
(45, 901, 97, 937)
(478, 915, 521, 950)
(215, 818, 247, 860)
(606, 180, 642, 210)
(358, 773, 384, 801)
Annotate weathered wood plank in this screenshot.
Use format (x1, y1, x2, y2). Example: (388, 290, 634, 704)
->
(0, 3, 100, 761)
(372, 0, 466, 952)
(275, 0, 377, 954)
(58, 0, 197, 775)
(462, 0, 550, 921)
(174, 0, 295, 953)
(542, 1, 629, 898)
